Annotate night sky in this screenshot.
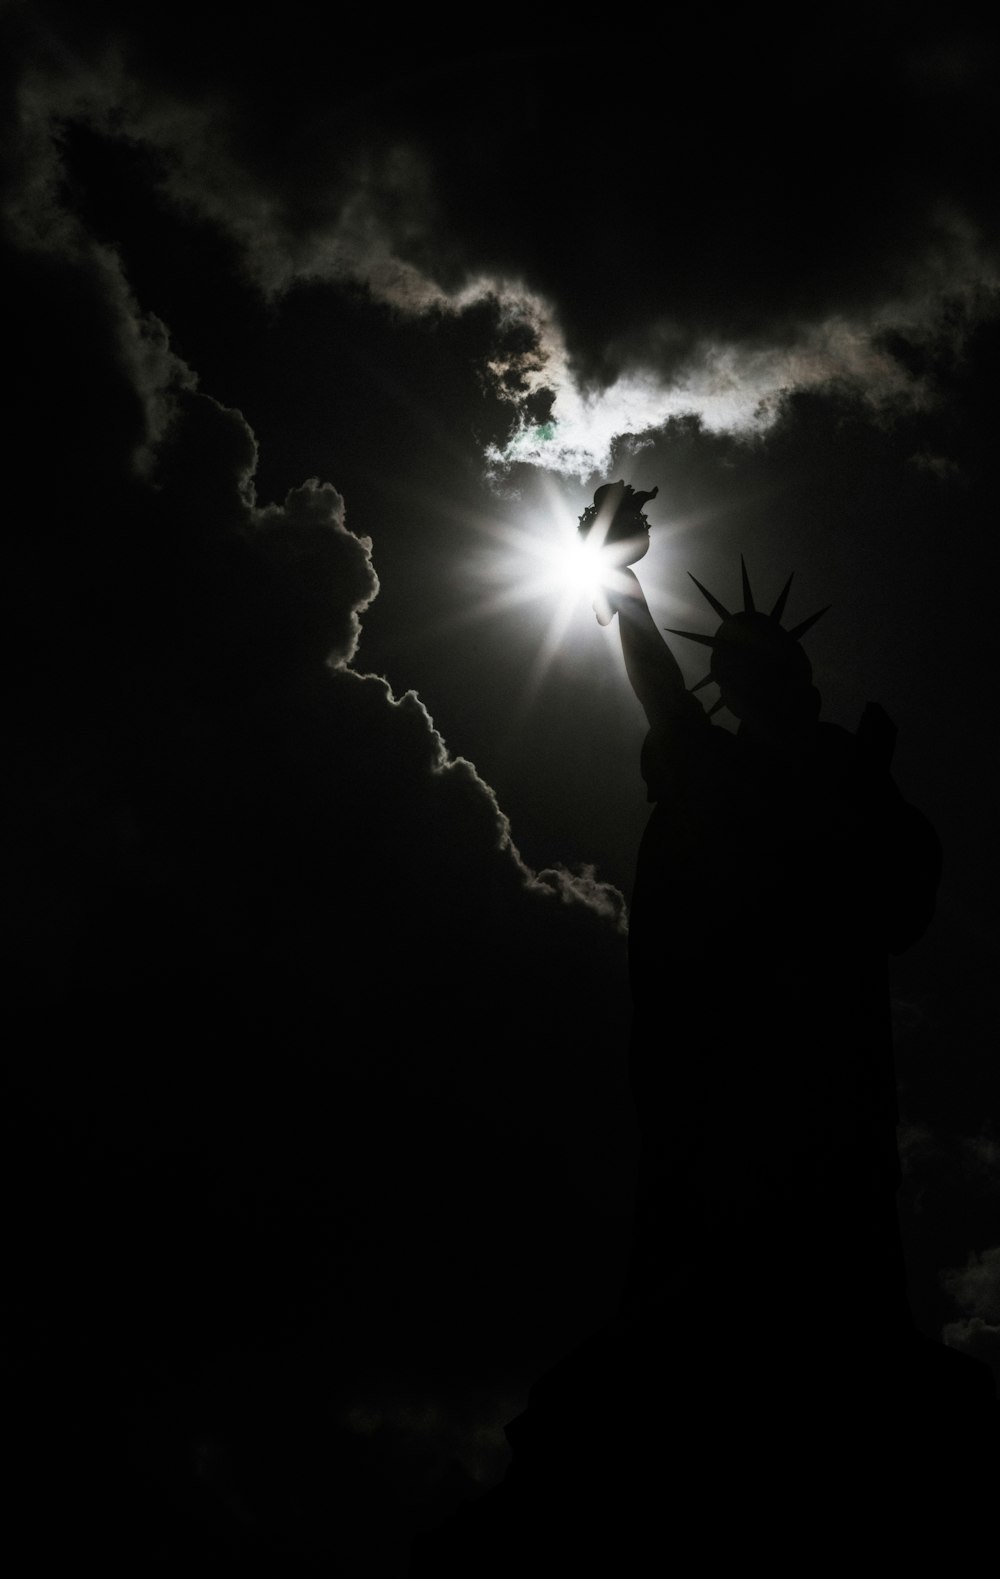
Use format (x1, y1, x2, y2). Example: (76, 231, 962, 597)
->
(4, 8, 999, 1570)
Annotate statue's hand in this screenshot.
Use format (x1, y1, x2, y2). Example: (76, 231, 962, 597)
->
(594, 566, 643, 625)
(593, 590, 615, 626)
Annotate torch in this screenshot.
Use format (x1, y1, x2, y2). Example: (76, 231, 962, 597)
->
(578, 480, 658, 623)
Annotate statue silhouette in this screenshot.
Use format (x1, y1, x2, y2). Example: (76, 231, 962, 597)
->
(410, 484, 997, 1574)
(612, 543, 938, 1362)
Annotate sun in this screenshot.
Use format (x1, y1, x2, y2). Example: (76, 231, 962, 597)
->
(448, 475, 662, 710)
(514, 507, 618, 604)
(472, 479, 640, 613)
(437, 474, 666, 716)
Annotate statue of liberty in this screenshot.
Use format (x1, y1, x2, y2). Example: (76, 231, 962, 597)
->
(410, 484, 999, 1577)
(576, 481, 944, 1380)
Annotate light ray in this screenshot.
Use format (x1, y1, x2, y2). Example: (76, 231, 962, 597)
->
(445, 476, 650, 712)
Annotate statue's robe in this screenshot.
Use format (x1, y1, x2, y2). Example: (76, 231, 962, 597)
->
(623, 694, 942, 1375)
(409, 698, 1000, 1579)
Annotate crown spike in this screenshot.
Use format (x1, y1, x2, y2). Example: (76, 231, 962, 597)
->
(689, 672, 715, 693)
(664, 628, 717, 648)
(770, 573, 794, 623)
(687, 573, 731, 622)
(741, 556, 755, 614)
(787, 605, 831, 641)
(707, 697, 726, 717)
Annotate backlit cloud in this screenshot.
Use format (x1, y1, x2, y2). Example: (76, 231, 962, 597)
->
(12, 16, 1000, 486)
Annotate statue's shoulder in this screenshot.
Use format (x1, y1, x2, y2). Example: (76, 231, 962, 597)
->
(640, 702, 736, 802)
(817, 705, 896, 766)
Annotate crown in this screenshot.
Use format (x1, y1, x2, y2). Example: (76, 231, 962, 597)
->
(666, 558, 829, 717)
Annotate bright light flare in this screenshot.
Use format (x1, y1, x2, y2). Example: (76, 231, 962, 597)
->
(529, 513, 614, 605)
(483, 483, 639, 618)
(537, 514, 651, 629)
(439, 471, 669, 731)
(458, 477, 656, 709)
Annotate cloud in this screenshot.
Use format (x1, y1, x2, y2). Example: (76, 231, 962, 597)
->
(940, 1317, 1000, 1392)
(148, 388, 379, 676)
(342, 1381, 518, 1498)
(485, 305, 943, 480)
(897, 1117, 943, 1191)
(0, 72, 641, 1563)
(960, 1129, 1000, 1194)
(941, 1246, 1000, 1323)
(2, 62, 635, 1410)
(13, 12, 1000, 482)
(940, 1246, 1000, 1391)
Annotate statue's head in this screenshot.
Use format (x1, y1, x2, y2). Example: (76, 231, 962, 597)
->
(666, 560, 827, 733)
(710, 610, 816, 724)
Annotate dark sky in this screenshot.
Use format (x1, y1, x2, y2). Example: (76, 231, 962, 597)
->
(3, 7, 999, 1568)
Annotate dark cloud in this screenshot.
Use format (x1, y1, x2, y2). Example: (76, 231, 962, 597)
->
(941, 1246, 1000, 1323)
(2, 63, 637, 1563)
(941, 1247, 1000, 1394)
(13, 11, 1000, 403)
(10, 5, 1000, 450)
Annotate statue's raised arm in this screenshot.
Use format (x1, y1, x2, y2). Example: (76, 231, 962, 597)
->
(579, 481, 690, 732)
